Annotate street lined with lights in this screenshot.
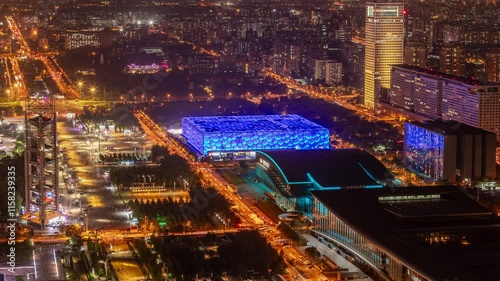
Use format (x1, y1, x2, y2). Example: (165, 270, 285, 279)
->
(5, 16, 80, 99)
(134, 110, 331, 281)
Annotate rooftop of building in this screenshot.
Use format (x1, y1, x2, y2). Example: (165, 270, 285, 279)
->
(407, 120, 496, 136)
(182, 115, 328, 134)
(257, 149, 394, 188)
(392, 64, 500, 87)
(311, 187, 500, 281)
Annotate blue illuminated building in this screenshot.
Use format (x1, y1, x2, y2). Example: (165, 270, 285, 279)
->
(182, 115, 330, 156)
(403, 121, 496, 183)
(403, 122, 445, 180)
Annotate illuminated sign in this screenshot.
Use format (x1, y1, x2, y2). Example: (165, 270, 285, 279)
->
(260, 159, 270, 169)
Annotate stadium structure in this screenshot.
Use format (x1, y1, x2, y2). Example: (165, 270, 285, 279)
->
(255, 149, 396, 213)
(181, 115, 330, 158)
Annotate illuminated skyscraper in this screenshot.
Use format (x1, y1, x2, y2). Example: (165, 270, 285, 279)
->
(364, 1, 404, 109)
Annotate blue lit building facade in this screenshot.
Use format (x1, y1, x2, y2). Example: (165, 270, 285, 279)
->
(182, 115, 330, 156)
(403, 122, 445, 180)
(403, 121, 496, 183)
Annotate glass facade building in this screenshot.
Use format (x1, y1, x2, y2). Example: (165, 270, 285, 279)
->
(403, 120, 496, 183)
(403, 122, 444, 180)
(182, 115, 330, 156)
(364, 2, 405, 109)
(311, 188, 499, 281)
(312, 198, 430, 281)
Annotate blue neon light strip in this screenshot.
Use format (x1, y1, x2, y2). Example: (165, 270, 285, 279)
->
(307, 173, 341, 190)
(257, 153, 383, 189)
(358, 163, 384, 188)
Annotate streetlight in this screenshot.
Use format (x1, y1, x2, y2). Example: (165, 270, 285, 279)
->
(94, 227, 103, 255)
(14, 83, 19, 99)
(77, 81, 83, 95)
(90, 87, 96, 100)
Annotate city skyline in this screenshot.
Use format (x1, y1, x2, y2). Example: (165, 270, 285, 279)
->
(0, 0, 499, 280)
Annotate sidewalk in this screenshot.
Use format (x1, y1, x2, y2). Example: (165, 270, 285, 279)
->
(301, 234, 373, 281)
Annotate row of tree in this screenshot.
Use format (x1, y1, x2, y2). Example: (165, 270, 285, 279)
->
(127, 186, 241, 233)
(110, 148, 195, 187)
(133, 230, 285, 281)
(277, 223, 307, 246)
(76, 104, 139, 131)
(98, 152, 150, 164)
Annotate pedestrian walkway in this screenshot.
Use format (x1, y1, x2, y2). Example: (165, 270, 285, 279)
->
(301, 234, 373, 281)
(110, 250, 146, 281)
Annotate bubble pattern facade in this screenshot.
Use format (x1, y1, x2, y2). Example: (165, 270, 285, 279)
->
(182, 115, 330, 155)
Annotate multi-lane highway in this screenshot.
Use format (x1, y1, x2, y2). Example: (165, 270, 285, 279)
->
(5, 16, 80, 99)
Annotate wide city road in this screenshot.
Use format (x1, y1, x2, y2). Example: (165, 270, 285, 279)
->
(5, 16, 80, 99)
(135, 111, 329, 281)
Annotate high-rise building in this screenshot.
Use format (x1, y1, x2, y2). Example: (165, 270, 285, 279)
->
(314, 59, 343, 85)
(325, 61, 343, 85)
(389, 66, 415, 111)
(404, 41, 427, 68)
(441, 79, 500, 141)
(389, 64, 500, 141)
(390, 65, 442, 119)
(439, 43, 465, 76)
(485, 51, 500, 83)
(364, 1, 404, 109)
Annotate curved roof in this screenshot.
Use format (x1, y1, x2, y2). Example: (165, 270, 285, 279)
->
(257, 149, 394, 188)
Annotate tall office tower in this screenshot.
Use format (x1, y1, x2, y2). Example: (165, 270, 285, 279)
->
(364, 1, 404, 109)
(25, 95, 59, 229)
